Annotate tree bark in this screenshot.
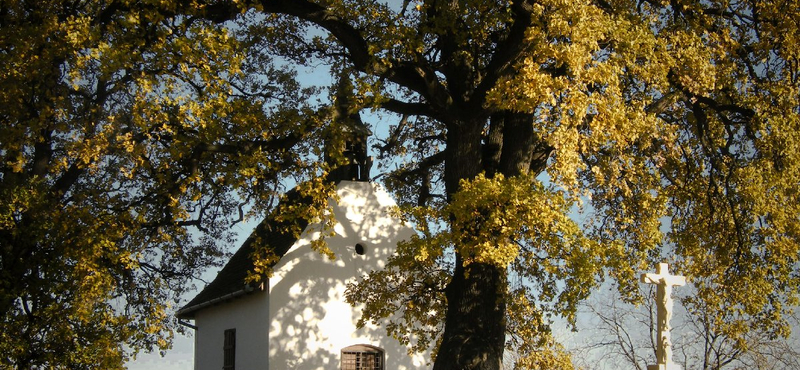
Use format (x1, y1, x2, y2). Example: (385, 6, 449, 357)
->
(434, 257, 508, 370)
(433, 119, 509, 370)
(434, 112, 550, 370)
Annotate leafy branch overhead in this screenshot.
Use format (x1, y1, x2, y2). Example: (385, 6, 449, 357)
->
(0, 2, 330, 367)
(2, 0, 799, 369)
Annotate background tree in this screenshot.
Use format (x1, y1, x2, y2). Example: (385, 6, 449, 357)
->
(0, 1, 333, 368)
(572, 285, 800, 370)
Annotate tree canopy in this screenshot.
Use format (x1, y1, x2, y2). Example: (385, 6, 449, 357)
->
(0, 1, 330, 367)
(2, 0, 799, 369)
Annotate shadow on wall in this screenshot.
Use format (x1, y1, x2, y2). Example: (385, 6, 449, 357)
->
(267, 183, 424, 369)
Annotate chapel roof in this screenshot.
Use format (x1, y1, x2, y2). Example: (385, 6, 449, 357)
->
(177, 119, 372, 319)
(176, 187, 310, 319)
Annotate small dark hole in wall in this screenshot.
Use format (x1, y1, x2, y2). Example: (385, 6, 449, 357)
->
(355, 243, 365, 255)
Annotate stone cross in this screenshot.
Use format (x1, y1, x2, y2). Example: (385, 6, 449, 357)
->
(641, 262, 686, 370)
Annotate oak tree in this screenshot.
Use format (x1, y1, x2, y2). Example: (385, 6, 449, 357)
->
(0, 1, 332, 368)
(196, 0, 800, 369)
(3, 0, 800, 369)
(194, 0, 800, 370)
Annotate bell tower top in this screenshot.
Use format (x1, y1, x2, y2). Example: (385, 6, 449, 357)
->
(326, 75, 372, 182)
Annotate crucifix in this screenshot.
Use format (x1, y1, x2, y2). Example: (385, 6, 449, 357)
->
(641, 262, 686, 370)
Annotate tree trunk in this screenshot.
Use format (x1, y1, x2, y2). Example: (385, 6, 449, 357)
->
(434, 119, 508, 370)
(434, 257, 508, 370)
(434, 112, 547, 369)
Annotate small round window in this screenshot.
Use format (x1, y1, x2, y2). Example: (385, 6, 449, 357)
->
(355, 243, 366, 255)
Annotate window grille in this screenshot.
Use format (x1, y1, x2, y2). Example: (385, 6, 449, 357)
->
(223, 329, 235, 370)
(341, 344, 384, 370)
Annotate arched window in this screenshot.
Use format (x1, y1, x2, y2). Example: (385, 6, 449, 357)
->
(341, 344, 384, 370)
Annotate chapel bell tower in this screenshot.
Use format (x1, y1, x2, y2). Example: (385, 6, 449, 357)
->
(326, 75, 372, 182)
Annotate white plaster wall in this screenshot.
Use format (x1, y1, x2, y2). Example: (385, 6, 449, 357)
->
(193, 291, 270, 370)
(268, 181, 427, 369)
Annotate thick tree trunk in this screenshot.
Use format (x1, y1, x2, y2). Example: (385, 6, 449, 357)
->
(434, 112, 548, 370)
(434, 119, 508, 370)
(434, 258, 508, 370)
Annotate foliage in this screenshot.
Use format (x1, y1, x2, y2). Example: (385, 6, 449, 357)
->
(3, 0, 800, 368)
(349, 173, 600, 363)
(0, 1, 331, 368)
(209, 0, 799, 368)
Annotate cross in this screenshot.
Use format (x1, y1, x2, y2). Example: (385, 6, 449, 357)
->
(641, 262, 686, 370)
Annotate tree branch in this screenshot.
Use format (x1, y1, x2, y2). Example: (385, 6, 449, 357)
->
(473, 0, 535, 108)
(380, 98, 439, 119)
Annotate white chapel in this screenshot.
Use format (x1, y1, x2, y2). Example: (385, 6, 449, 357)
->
(176, 170, 427, 369)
